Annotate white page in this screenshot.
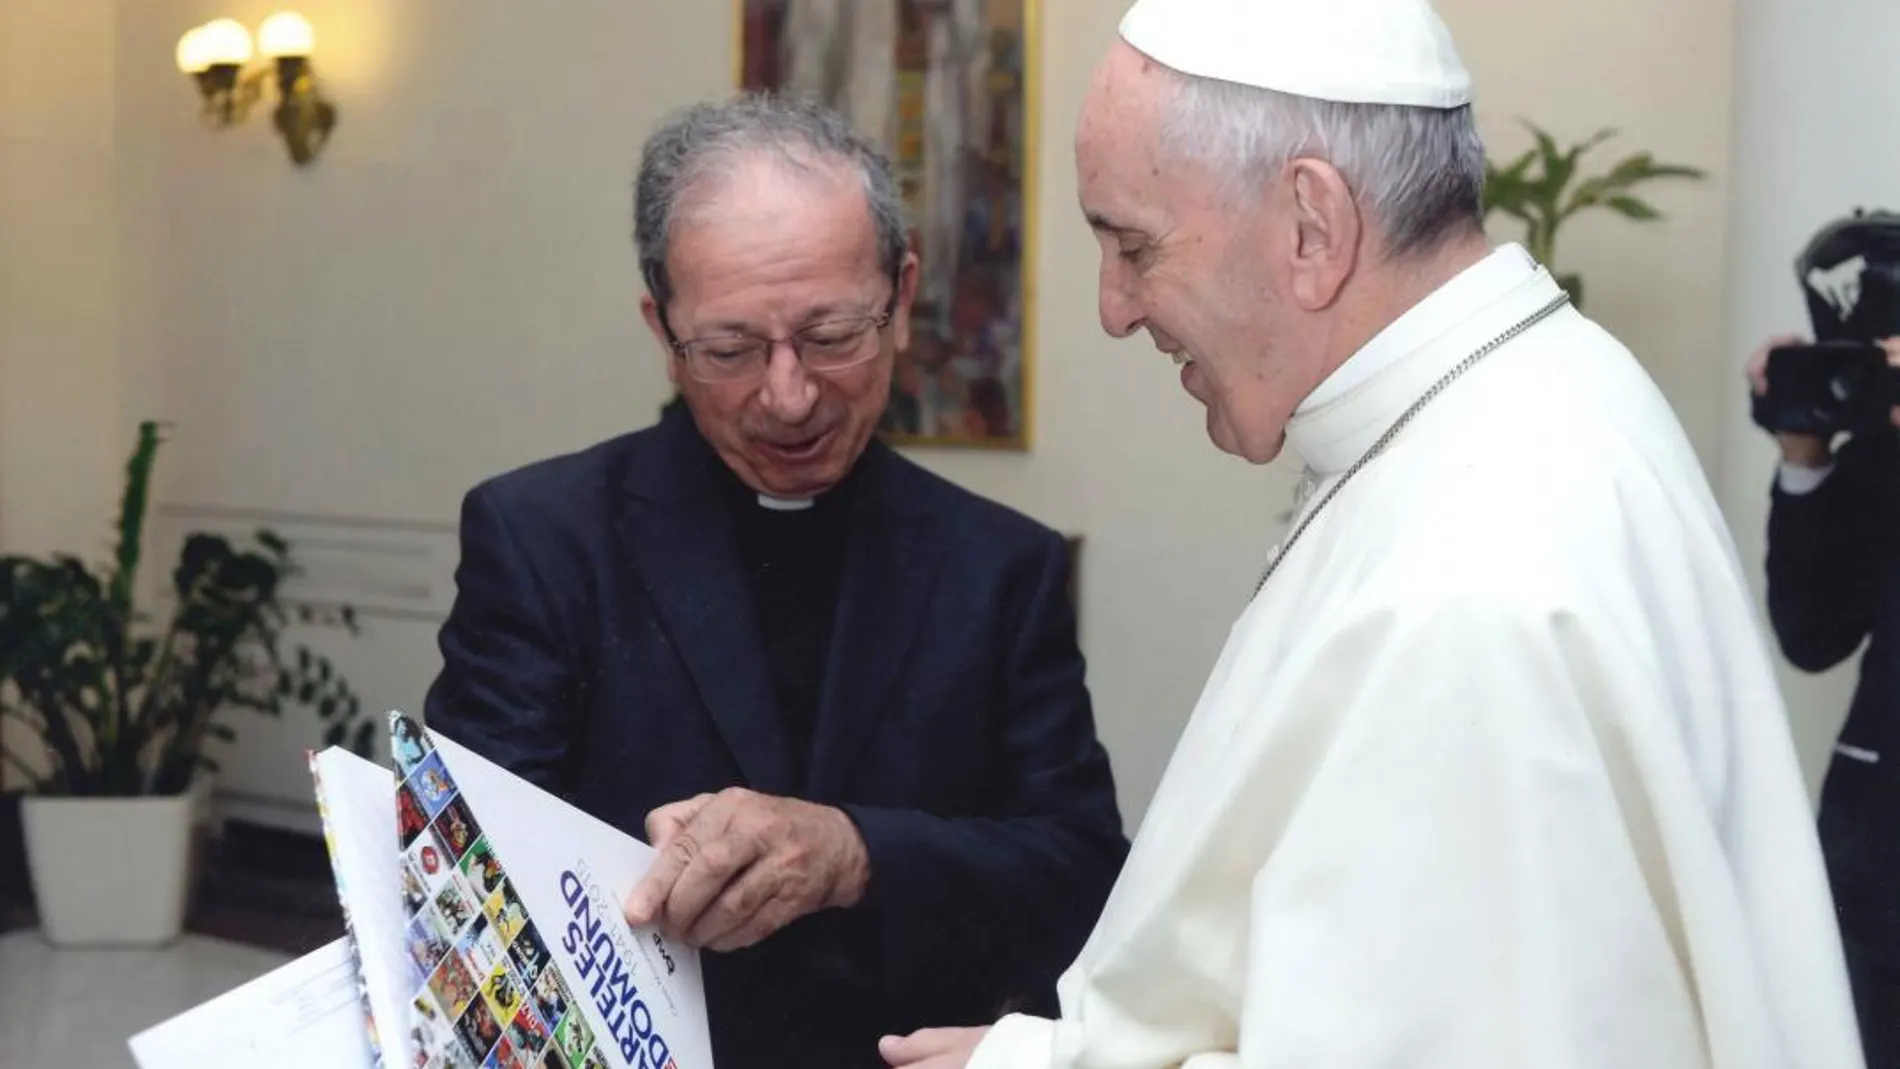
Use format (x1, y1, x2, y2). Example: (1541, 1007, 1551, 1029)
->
(311, 745, 414, 1066)
(126, 936, 376, 1069)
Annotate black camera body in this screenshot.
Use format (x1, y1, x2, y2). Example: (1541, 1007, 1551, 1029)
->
(1751, 207, 1900, 437)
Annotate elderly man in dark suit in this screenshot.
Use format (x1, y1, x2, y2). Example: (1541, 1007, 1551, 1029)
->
(423, 93, 1127, 1069)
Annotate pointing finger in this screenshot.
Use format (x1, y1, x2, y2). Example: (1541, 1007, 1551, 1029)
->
(624, 829, 700, 929)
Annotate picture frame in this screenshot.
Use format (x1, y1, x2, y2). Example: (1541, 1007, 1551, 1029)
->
(736, 0, 1039, 451)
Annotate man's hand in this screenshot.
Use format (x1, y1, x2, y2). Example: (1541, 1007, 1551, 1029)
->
(1747, 332, 1833, 467)
(879, 1027, 990, 1069)
(621, 787, 870, 952)
(1746, 333, 1900, 467)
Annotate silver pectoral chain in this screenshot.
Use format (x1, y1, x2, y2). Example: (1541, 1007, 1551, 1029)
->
(1252, 291, 1572, 599)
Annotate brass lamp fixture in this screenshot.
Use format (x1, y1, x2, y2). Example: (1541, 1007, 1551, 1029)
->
(175, 13, 337, 166)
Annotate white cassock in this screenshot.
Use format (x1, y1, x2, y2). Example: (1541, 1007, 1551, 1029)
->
(968, 244, 1866, 1069)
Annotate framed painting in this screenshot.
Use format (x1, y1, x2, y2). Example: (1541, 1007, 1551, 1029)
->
(737, 0, 1038, 450)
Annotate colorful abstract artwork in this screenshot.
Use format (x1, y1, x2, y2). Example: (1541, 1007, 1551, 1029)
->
(740, 0, 1037, 449)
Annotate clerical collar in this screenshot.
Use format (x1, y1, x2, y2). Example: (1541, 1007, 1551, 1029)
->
(1298, 243, 1539, 414)
(1284, 243, 1561, 475)
(703, 442, 861, 518)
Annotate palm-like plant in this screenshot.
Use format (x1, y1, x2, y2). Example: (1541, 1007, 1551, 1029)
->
(1481, 121, 1707, 309)
(0, 421, 373, 797)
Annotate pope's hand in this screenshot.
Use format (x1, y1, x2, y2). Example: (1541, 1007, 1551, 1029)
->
(621, 787, 869, 952)
(879, 1027, 990, 1069)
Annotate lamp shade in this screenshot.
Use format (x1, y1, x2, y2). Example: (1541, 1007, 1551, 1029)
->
(174, 26, 213, 73)
(259, 12, 315, 58)
(196, 18, 254, 66)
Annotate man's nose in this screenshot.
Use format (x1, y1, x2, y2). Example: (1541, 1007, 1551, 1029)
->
(758, 343, 820, 421)
(1098, 272, 1142, 339)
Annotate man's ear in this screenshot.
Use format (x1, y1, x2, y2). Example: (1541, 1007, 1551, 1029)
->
(641, 294, 681, 386)
(1285, 159, 1361, 312)
(890, 251, 921, 352)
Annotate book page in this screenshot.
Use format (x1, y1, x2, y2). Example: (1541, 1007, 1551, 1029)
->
(127, 936, 375, 1069)
(312, 745, 415, 1066)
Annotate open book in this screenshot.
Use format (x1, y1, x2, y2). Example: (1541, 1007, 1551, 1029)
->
(129, 712, 713, 1069)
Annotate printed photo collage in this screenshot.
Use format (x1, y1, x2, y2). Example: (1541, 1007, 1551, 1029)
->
(392, 716, 613, 1069)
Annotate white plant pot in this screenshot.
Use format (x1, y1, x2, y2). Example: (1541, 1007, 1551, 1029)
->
(21, 778, 208, 947)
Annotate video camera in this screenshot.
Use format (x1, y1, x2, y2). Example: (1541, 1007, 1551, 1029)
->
(1750, 208, 1900, 437)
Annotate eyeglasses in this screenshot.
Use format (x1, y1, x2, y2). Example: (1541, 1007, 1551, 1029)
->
(669, 312, 893, 384)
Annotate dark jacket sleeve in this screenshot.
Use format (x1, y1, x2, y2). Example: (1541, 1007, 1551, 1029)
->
(840, 530, 1129, 1022)
(1765, 433, 1898, 673)
(423, 483, 577, 795)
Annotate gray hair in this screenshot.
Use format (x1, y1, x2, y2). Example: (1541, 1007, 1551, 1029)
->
(633, 92, 909, 316)
(1156, 71, 1486, 258)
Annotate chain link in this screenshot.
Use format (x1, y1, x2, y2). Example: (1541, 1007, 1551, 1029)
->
(1253, 291, 1572, 599)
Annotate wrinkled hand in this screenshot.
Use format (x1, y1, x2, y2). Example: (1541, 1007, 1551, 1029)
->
(622, 787, 869, 952)
(880, 1027, 990, 1069)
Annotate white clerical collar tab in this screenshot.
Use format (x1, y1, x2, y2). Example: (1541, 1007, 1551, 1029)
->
(757, 494, 814, 512)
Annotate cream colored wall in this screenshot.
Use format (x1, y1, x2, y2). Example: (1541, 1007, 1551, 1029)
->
(0, 0, 125, 786)
(0, 0, 124, 556)
(2, 0, 1754, 822)
(1443, 0, 1737, 479)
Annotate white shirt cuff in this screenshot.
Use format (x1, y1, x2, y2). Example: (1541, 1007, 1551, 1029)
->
(1778, 462, 1834, 495)
(967, 1013, 1057, 1069)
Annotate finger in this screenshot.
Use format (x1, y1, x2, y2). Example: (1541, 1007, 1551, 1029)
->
(689, 861, 777, 949)
(879, 1029, 960, 1063)
(703, 884, 808, 952)
(624, 829, 701, 928)
(662, 826, 760, 942)
(645, 793, 714, 850)
(1748, 334, 1805, 394)
(1882, 336, 1900, 364)
(628, 791, 730, 925)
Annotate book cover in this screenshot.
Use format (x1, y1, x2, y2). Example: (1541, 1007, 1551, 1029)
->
(132, 713, 712, 1069)
(383, 711, 710, 1069)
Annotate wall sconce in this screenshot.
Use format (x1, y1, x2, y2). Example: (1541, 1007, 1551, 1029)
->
(175, 13, 337, 166)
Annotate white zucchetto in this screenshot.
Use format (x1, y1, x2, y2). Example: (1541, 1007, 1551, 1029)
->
(1118, 0, 1473, 109)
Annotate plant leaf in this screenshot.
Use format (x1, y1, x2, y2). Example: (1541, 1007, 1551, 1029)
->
(351, 720, 376, 759)
(1607, 194, 1663, 220)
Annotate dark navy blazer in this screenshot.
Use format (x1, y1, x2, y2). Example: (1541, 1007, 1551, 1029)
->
(1767, 430, 1900, 970)
(424, 407, 1128, 1068)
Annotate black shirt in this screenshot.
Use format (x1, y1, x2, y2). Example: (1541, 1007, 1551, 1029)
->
(708, 451, 858, 789)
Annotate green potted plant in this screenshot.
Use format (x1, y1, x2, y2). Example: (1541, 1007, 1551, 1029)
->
(1482, 121, 1708, 309)
(0, 421, 374, 946)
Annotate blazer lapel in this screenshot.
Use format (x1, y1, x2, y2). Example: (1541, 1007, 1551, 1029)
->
(806, 448, 943, 798)
(615, 416, 798, 797)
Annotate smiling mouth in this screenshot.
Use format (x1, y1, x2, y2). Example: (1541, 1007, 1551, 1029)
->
(759, 429, 832, 462)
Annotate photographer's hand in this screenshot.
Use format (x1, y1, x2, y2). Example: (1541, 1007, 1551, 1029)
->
(1886, 337, 1900, 429)
(1746, 333, 1833, 467)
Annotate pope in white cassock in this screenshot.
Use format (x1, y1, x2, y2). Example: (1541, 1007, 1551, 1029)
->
(880, 0, 1868, 1067)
